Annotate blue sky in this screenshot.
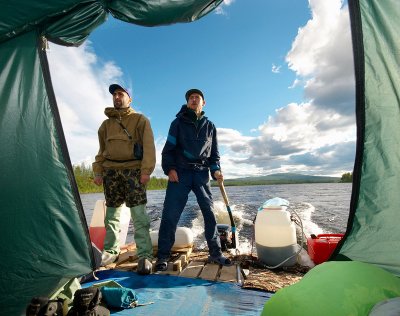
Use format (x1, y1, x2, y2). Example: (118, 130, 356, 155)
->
(47, 0, 356, 179)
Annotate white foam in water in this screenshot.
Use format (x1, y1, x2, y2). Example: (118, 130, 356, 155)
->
(296, 202, 324, 236)
(190, 217, 207, 250)
(235, 239, 253, 255)
(214, 201, 246, 230)
(214, 201, 255, 254)
(186, 201, 254, 254)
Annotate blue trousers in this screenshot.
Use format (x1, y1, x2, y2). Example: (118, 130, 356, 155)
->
(157, 169, 222, 259)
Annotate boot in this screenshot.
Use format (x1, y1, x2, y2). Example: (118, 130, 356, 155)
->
(67, 287, 110, 316)
(26, 297, 64, 316)
(137, 257, 152, 275)
(103, 206, 122, 255)
(130, 204, 153, 258)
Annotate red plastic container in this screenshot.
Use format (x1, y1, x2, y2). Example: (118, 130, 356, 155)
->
(307, 233, 344, 264)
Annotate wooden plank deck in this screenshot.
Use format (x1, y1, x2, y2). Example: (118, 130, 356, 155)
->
(99, 244, 307, 291)
(101, 243, 243, 284)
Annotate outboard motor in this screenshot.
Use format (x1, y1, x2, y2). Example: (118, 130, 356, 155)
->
(217, 224, 237, 251)
(215, 172, 238, 251)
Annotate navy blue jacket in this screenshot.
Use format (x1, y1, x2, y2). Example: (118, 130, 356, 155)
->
(162, 105, 221, 177)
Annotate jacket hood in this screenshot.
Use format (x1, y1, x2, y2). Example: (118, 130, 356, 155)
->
(176, 105, 205, 121)
(176, 104, 189, 117)
(104, 106, 135, 119)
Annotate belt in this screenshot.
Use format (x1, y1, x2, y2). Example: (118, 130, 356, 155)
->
(105, 158, 141, 162)
(186, 161, 207, 170)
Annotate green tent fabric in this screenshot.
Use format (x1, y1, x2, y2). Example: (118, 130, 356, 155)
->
(0, 1, 222, 45)
(0, 1, 222, 315)
(262, 261, 400, 315)
(0, 30, 94, 315)
(1, 0, 400, 314)
(332, 0, 400, 276)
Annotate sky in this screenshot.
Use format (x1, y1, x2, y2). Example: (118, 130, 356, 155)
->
(47, 0, 356, 179)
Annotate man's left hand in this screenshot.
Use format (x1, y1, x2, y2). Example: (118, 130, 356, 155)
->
(140, 174, 150, 185)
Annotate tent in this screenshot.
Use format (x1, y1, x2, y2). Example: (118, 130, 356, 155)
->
(1, 0, 399, 314)
(331, 0, 400, 275)
(0, 1, 222, 314)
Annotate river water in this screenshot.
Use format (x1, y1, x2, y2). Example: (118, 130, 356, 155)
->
(81, 183, 351, 254)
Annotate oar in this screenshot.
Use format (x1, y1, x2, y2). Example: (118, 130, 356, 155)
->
(216, 176, 237, 249)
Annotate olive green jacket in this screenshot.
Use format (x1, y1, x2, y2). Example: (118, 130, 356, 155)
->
(92, 107, 156, 176)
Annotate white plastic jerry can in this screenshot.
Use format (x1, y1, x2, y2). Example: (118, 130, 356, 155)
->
(255, 198, 297, 266)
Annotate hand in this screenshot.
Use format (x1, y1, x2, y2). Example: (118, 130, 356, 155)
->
(214, 170, 224, 183)
(168, 169, 179, 182)
(93, 175, 103, 186)
(140, 174, 150, 185)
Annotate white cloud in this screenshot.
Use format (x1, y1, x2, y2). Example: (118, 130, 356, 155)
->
(215, 0, 235, 15)
(271, 64, 281, 74)
(288, 78, 301, 89)
(218, 101, 355, 177)
(47, 42, 125, 167)
(217, 0, 356, 178)
(286, 0, 354, 115)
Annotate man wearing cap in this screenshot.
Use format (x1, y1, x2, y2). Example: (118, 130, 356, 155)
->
(155, 89, 230, 271)
(92, 84, 156, 274)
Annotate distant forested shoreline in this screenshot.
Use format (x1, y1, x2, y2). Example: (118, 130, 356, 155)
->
(73, 164, 168, 193)
(73, 164, 352, 194)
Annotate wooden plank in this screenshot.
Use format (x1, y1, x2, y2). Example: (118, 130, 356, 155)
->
(218, 265, 238, 282)
(152, 246, 193, 261)
(104, 262, 118, 269)
(121, 243, 136, 252)
(179, 261, 204, 278)
(156, 261, 181, 276)
(117, 250, 137, 264)
(152, 246, 193, 255)
(117, 261, 138, 271)
(198, 263, 219, 281)
(157, 269, 181, 276)
(171, 246, 193, 254)
(172, 256, 182, 272)
(179, 254, 188, 266)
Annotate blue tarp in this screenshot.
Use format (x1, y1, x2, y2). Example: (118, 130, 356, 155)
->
(84, 270, 272, 315)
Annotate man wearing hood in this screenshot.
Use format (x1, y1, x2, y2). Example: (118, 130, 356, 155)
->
(92, 84, 155, 274)
(155, 88, 231, 271)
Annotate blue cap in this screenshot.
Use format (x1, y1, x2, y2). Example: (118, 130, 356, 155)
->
(109, 84, 131, 98)
(185, 88, 204, 101)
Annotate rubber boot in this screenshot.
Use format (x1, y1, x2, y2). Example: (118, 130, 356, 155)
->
(130, 204, 153, 259)
(137, 257, 152, 275)
(103, 206, 122, 255)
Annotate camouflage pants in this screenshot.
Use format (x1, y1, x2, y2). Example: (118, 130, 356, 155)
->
(103, 169, 147, 207)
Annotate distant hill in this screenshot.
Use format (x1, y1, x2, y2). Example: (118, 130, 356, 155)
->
(213, 173, 340, 186)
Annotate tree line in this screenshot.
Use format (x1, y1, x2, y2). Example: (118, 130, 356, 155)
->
(340, 172, 352, 183)
(73, 164, 168, 193)
(73, 163, 354, 194)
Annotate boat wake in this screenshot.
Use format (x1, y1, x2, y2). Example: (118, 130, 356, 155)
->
(291, 202, 324, 237)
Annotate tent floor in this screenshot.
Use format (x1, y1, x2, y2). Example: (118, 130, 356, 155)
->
(85, 269, 273, 315)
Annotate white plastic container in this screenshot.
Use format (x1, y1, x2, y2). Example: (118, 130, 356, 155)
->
(89, 200, 131, 250)
(255, 198, 297, 266)
(150, 227, 194, 248)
